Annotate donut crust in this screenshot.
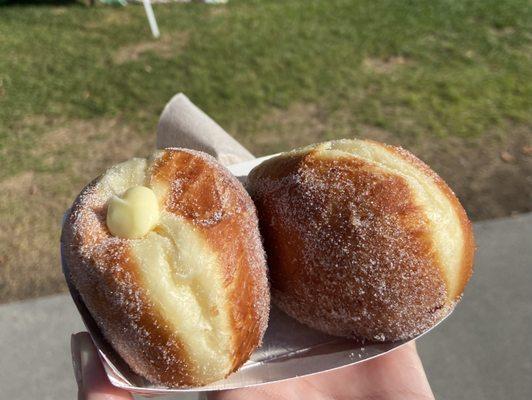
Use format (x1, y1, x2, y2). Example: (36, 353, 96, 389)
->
(62, 149, 269, 387)
(248, 139, 474, 341)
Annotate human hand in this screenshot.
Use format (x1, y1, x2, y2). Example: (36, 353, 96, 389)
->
(71, 332, 434, 400)
(209, 341, 434, 400)
(71, 332, 132, 400)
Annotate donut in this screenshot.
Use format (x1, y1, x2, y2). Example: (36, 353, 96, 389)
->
(61, 148, 269, 387)
(247, 139, 474, 342)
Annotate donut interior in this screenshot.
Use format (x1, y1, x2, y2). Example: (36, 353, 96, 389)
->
(93, 156, 233, 382)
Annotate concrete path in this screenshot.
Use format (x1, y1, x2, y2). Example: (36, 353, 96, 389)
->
(1, 214, 530, 400)
(0, 293, 84, 400)
(417, 213, 531, 400)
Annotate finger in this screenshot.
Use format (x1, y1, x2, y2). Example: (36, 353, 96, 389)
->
(342, 339, 434, 399)
(71, 332, 133, 400)
(211, 340, 434, 400)
(208, 386, 287, 400)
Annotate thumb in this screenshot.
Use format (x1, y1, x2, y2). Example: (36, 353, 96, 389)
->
(71, 332, 133, 400)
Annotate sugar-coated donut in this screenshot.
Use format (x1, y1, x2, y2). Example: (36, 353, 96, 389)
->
(247, 139, 474, 342)
(61, 148, 269, 387)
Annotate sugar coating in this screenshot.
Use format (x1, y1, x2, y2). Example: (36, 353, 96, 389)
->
(61, 148, 269, 387)
(247, 141, 463, 342)
(149, 149, 270, 343)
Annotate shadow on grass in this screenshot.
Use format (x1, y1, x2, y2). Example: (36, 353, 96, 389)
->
(0, 0, 88, 6)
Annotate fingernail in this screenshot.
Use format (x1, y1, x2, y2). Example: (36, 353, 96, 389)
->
(71, 334, 83, 388)
(78, 335, 95, 382)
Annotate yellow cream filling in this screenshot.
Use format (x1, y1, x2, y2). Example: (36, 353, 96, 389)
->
(106, 186, 160, 239)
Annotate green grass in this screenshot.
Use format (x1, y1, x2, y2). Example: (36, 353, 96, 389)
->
(1, 0, 531, 302)
(1, 0, 531, 180)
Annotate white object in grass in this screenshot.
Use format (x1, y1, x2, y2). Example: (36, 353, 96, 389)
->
(142, 0, 160, 38)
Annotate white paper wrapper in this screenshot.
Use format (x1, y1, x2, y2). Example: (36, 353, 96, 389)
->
(62, 94, 450, 397)
(157, 93, 254, 167)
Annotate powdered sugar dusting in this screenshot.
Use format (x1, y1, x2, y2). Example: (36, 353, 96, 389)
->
(61, 148, 269, 387)
(248, 141, 454, 341)
(148, 148, 270, 344)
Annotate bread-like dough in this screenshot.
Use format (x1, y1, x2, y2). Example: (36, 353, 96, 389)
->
(248, 139, 474, 341)
(62, 149, 269, 387)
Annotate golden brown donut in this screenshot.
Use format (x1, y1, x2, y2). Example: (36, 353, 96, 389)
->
(247, 139, 474, 342)
(61, 148, 269, 387)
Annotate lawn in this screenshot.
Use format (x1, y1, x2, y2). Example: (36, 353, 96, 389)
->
(0, 0, 531, 302)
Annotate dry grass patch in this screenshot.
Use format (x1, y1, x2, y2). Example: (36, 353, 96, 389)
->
(0, 117, 153, 303)
(113, 31, 189, 64)
(409, 126, 532, 220)
(0, 171, 36, 195)
(363, 56, 409, 74)
(208, 5, 229, 16)
(247, 103, 340, 155)
(84, 11, 134, 29)
(490, 26, 516, 37)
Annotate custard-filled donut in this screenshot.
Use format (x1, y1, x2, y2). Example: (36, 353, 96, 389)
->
(61, 149, 269, 387)
(247, 139, 474, 341)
